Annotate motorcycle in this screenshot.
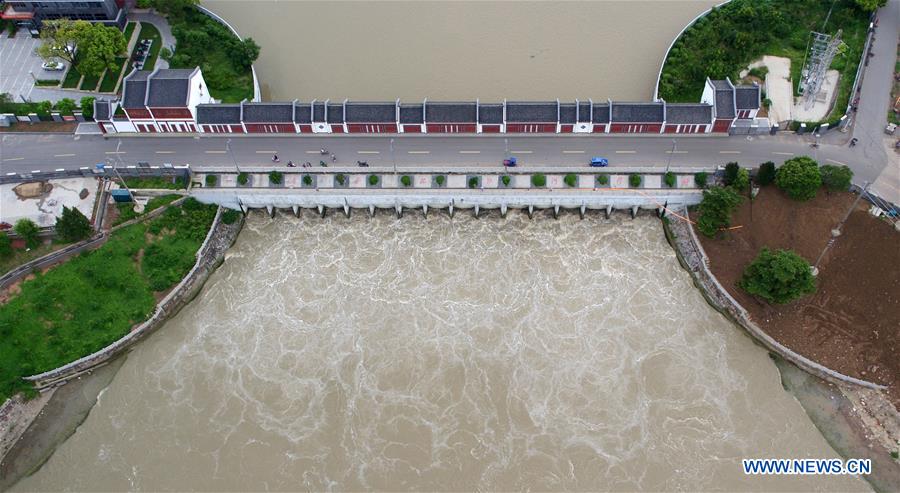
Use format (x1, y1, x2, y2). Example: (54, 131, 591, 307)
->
(286, 161, 296, 167)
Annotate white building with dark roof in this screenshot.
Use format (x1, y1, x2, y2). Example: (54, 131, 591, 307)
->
(702, 77, 760, 132)
(117, 67, 214, 133)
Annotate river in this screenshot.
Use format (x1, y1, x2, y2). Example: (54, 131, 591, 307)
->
(201, 0, 720, 101)
(13, 213, 868, 491)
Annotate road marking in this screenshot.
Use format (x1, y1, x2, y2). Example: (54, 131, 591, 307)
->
(719, 150, 741, 154)
(255, 150, 278, 154)
(772, 151, 794, 156)
(55, 168, 66, 171)
(357, 150, 380, 154)
(3, 157, 24, 161)
(54, 153, 76, 157)
(615, 150, 637, 154)
(562, 150, 585, 154)
(827, 158, 848, 166)
(665, 150, 688, 154)
(305, 150, 320, 154)
(407, 150, 430, 154)
(155, 151, 175, 154)
(105, 151, 126, 155)
(31, 170, 41, 173)
(511, 150, 532, 154)
(459, 150, 481, 154)
(205, 150, 227, 154)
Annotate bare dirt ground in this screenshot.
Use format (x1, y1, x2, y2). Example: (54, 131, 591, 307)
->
(0, 122, 77, 133)
(692, 187, 900, 404)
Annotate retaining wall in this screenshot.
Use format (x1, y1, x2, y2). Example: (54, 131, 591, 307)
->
(23, 207, 242, 389)
(664, 208, 887, 390)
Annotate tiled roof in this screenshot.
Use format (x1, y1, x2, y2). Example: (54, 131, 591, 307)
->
(665, 103, 712, 124)
(734, 85, 760, 110)
(478, 104, 502, 124)
(577, 102, 592, 122)
(506, 102, 557, 122)
(93, 99, 111, 121)
(714, 90, 736, 118)
(559, 103, 576, 124)
(293, 102, 311, 123)
(425, 102, 477, 123)
(146, 69, 196, 107)
(710, 79, 732, 91)
(591, 103, 610, 123)
(312, 102, 325, 122)
(399, 104, 423, 124)
(345, 102, 396, 123)
(327, 103, 344, 123)
(196, 104, 241, 124)
(242, 102, 293, 123)
(122, 70, 149, 109)
(611, 102, 664, 122)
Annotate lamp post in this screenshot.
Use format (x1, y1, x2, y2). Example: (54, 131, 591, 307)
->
(390, 138, 396, 176)
(227, 138, 240, 174)
(813, 181, 868, 272)
(664, 138, 676, 174)
(112, 139, 133, 201)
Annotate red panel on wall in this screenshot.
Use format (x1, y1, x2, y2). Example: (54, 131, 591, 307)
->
(664, 125, 678, 133)
(480, 125, 501, 133)
(150, 107, 192, 119)
(712, 119, 731, 132)
(331, 125, 345, 133)
(296, 124, 312, 133)
(505, 123, 556, 133)
(425, 124, 477, 133)
(403, 124, 422, 133)
(559, 125, 573, 133)
(125, 108, 152, 119)
(230, 125, 245, 133)
(592, 125, 606, 133)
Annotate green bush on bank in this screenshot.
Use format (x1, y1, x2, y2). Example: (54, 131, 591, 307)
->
(820, 164, 854, 191)
(740, 247, 816, 304)
(756, 161, 777, 186)
(123, 176, 186, 190)
(776, 156, 821, 200)
(14, 219, 41, 249)
(222, 209, 241, 225)
(113, 194, 181, 226)
(696, 186, 743, 237)
(0, 199, 217, 400)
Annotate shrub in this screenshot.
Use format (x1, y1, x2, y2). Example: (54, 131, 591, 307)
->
(205, 174, 217, 187)
(664, 171, 676, 188)
(629, 174, 642, 188)
(221, 209, 240, 225)
(368, 174, 379, 186)
(532, 173, 546, 187)
(696, 186, 742, 237)
(776, 156, 821, 201)
(336, 173, 346, 186)
(237, 172, 249, 185)
(435, 175, 445, 186)
(820, 164, 853, 192)
(756, 161, 776, 186)
(0, 232, 12, 258)
(37, 100, 52, 115)
(55, 206, 92, 242)
(501, 175, 511, 187)
(723, 162, 740, 186)
(14, 219, 40, 249)
(732, 167, 750, 191)
(80, 96, 95, 119)
(268, 171, 283, 185)
(694, 171, 708, 188)
(400, 175, 412, 187)
(564, 173, 577, 187)
(597, 175, 609, 186)
(55, 98, 76, 115)
(468, 176, 479, 189)
(302, 174, 313, 186)
(740, 248, 816, 304)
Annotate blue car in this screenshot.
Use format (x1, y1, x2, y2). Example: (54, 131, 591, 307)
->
(590, 157, 609, 167)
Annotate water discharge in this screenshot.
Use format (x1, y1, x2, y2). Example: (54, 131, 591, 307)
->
(201, 0, 720, 101)
(14, 214, 869, 491)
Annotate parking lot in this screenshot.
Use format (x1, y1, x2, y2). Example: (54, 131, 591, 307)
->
(0, 28, 64, 100)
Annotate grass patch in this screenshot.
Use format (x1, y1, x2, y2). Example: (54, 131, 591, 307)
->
(166, 7, 255, 102)
(122, 176, 187, 190)
(112, 194, 181, 226)
(659, 0, 869, 125)
(0, 241, 69, 276)
(123, 22, 137, 44)
(34, 79, 61, 87)
(0, 199, 216, 400)
(80, 71, 101, 92)
(62, 67, 82, 89)
(99, 57, 128, 93)
(138, 22, 162, 72)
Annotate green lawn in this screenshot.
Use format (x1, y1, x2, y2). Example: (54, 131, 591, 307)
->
(113, 194, 181, 226)
(138, 22, 162, 72)
(0, 199, 217, 400)
(123, 21, 137, 44)
(99, 57, 128, 93)
(658, 0, 870, 126)
(61, 67, 81, 89)
(80, 71, 101, 91)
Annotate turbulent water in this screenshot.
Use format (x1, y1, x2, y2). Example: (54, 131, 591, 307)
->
(202, 0, 719, 101)
(14, 213, 868, 491)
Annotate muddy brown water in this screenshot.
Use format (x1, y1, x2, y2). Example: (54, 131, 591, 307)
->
(12, 213, 869, 491)
(201, 0, 720, 101)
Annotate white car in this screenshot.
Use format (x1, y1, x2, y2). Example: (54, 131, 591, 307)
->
(41, 61, 64, 71)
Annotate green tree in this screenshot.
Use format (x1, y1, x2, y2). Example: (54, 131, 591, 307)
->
(159, 47, 173, 62)
(268, 171, 283, 185)
(732, 167, 750, 191)
(80, 97, 95, 119)
(400, 175, 412, 187)
(694, 171, 708, 188)
(696, 186, 742, 237)
(55, 98, 76, 115)
(664, 171, 676, 188)
(302, 175, 313, 186)
(740, 248, 816, 304)
(36, 100, 53, 115)
(776, 156, 821, 200)
(629, 174, 642, 188)
(855, 0, 887, 11)
(55, 206, 92, 242)
(14, 219, 40, 249)
(501, 175, 511, 187)
(597, 175, 609, 186)
(368, 174, 379, 186)
(76, 24, 127, 78)
(820, 164, 853, 192)
(235, 38, 261, 69)
(205, 174, 217, 187)
(336, 174, 346, 186)
(36, 19, 87, 69)
(435, 175, 445, 186)
(564, 173, 577, 187)
(237, 172, 249, 185)
(468, 176, 479, 189)
(150, 0, 199, 15)
(723, 162, 740, 186)
(532, 173, 546, 187)
(0, 232, 12, 258)
(756, 161, 776, 186)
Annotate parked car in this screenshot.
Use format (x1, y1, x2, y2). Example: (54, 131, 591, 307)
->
(41, 61, 64, 71)
(589, 156, 609, 167)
